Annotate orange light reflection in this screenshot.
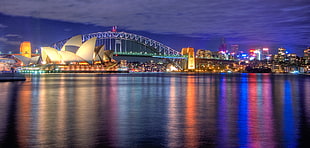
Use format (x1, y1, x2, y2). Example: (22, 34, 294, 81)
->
(17, 82, 31, 147)
(185, 76, 198, 147)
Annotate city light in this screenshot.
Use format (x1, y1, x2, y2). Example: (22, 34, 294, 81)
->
(1, 30, 310, 74)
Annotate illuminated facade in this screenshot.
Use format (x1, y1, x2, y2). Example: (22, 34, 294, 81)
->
(20, 41, 32, 58)
(287, 54, 297, 64)
(14, 35, 114, 66)
(230, 44, 239, 55)
(278, 48, 286, 55)
(182, 47, 195, 70)
(219, 38, 227, 53)
(196, 49, 212, 58)
(276, 48, 286, 62)
(262, 48, 270, 60)
(14, 55, 40, 66)
(303, 47, 310, 64)
(41, 35, 113, 64)
(60, 35, 83, 52)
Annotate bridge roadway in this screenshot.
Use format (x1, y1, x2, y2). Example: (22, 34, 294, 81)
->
(196, 57, 237, 63)
(113, 52, 187, 59)
(114, 52, 237, 62)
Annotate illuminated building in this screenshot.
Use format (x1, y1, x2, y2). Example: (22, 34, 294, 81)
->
(304, 47, 310, 57)
(287, 53, 297, 64)
(230, 44, 239, 55)
(249, 49, 256, 60)
(196, 49, 205, 58)
(239, 52, 249, 60)
(249, 49, 255, 56)
(262, 48, 270, 60)
(276, 48, 286, 62)
(303, 47, 310, 64)
(41, 35, 113, 64)
(14, 35, 114, 66)
(218, 38, 227, 53)
(262, 48, 269, 55)
(254, 49, 262, 60)
(0, 62, 11, 71)
(14, 55, 40, 66)
(41, 36, 97, 64)
(119, 60, 128, 71)
(20, 41, 32, 58)
(248, 48, 263, 60)
(278, 48, 286, 55)
(60, 35, 82, 52)
(181, 47, 195, 70)
(218, 51, 228, 60)
(16, 41, 40, 66)
(196, 49, 212, 58)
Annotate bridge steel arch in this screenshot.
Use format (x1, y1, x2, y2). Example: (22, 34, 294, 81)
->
(52, 31, 181, 56)
(52, 31, 184, 70)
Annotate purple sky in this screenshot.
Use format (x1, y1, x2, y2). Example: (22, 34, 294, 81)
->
(0, 0, 309, 55)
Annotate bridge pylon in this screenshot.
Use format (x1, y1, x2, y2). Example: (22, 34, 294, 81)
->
(181, 47, 195, 71)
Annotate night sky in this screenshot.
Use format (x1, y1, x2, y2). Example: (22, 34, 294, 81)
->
(0, 0, 309, 56)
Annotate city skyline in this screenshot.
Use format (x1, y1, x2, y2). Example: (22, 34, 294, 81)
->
(0, 0, 309, 55)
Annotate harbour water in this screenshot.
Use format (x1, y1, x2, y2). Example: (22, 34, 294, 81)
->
(0, 73, 310, 147)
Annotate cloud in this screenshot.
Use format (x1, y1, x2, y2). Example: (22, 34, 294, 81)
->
(0, 37, 20, 46)
(0, 24, 8, 28)
(5, 34, 23, 38)
(64, 28, 72, 32)
(0, 0, 309, 48)
(0, 34, 23, 47)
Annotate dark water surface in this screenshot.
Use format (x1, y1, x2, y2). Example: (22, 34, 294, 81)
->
(0, 73, 310, 147)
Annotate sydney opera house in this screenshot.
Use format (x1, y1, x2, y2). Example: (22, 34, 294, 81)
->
(41, 35, 114, 64)
(15, 35, 119, 72)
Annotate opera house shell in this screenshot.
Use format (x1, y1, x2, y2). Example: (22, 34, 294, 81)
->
(15, 35, 114, 65)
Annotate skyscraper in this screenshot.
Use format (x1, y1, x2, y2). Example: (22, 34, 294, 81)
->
(230, 44, 239, 54)
(219, 38, 227, 53)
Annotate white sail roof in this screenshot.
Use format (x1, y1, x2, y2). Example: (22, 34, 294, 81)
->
(41, 47, 62, 63)
(39, 37, 98, 64)
(76, 37, 97, 62)
(61, 35, 82, 51)
(14, 55, 31, 65)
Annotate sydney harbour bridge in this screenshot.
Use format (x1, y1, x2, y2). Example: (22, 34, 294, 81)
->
(51, 31, 236, 71)
(52, 31, 186, 70)
(52, 31, 183, 58)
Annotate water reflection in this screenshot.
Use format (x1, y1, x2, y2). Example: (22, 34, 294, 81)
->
(305, 79, 310, 123)
(0, 73, 309, 147)
(218, 76, 229, 147)
(261, 74, 275, 147)
(248, 74, 260, 147)
(185, 76, 198, 147)
(0, 82, 11, 143)
(238, 74, 249, 147)
(16, 79, 31, 147)
(283, 80, 298, 147)
(167, 77, 181, 147)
